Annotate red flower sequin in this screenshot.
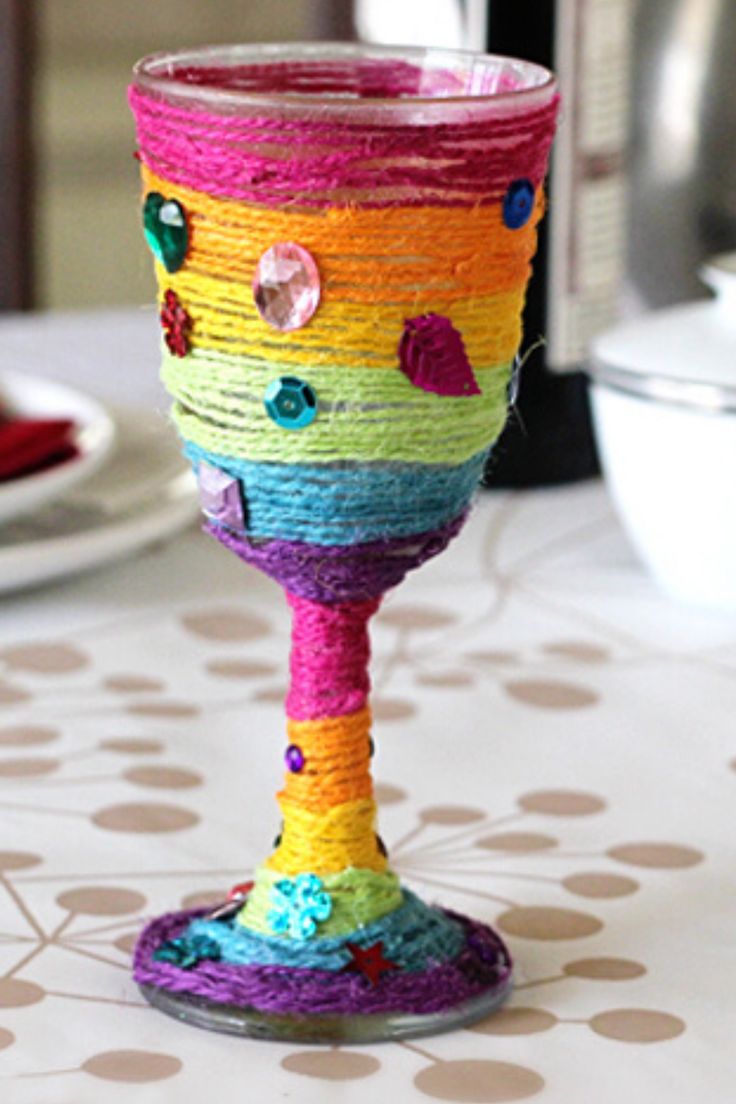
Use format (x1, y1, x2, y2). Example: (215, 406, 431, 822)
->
(160, 288, 191, 357)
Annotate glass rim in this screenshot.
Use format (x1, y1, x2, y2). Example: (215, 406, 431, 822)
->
(132, 41, 557, 116)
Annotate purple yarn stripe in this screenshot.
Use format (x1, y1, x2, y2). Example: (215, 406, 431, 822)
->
(205, 512, 466, 603)
(134, 908, 512, 1017)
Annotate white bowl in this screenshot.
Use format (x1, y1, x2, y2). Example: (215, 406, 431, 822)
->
(0, 369, 115, 524)
(589, 253, 736, 611)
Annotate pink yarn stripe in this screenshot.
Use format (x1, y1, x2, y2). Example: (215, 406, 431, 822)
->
(129, 84, 558, 209)
(286, 593, 380, 722)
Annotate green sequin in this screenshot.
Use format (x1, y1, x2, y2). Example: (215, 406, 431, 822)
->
(143, 192, 188, 274)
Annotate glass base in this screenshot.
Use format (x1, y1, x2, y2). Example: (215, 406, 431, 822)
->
(139, 972, 513, 1044)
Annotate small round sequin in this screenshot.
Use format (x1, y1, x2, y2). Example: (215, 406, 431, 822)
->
(369, 736, 375, 758)
(502, 179, 535, 230)
(376, 834, 388, 858)
(264, 376, 318, 430)
(253, 242, 321, 331)
(285, 744, 305, 773)
(143, 192, 188, 273)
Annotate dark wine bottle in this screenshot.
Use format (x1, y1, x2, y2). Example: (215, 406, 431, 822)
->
(482, 0, 632, 487)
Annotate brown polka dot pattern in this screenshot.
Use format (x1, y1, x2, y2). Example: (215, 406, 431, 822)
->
(123, 765, 202, 789)
(101, 737, 164, 755)
(564, 957, 646, 981)
(0, 724, 59, 747)
(0, 850, 41, 871)
(0, 757, 60, 778)
(562, 872, 639, 898)
(0, 1027, 14, 1050)
(56, 887, 146, 916)
(103, 675, 166, 694)
(504, 679, 599, 710)
(91, 802, 199, 833)
(0, 979, 44, 1008)
(372, 697, 416, 721)
(497, 906, 603, 941)
(589, 1009, 686, 1043)
(125, 701, 200, 719)
(607, 843, 704, 869)
(374, 782, 408, 805)
(476, 832, 558, 852)
(416, 671, 475, 688)
(518, 790, 606, 816)
(206, 658, 278, 679)
(465, 649, 517, 666)
(281, 1050, 381, 1080)
(542, 641, 611, 663)
(420, 805, 486, 825)
(0, 642, 89, 674)
(468, 1007, 557, 1035)
(0, 681, 31, 706)
(414, 1060, 545, 1102)
(114, 932, 140, 955)
(81, 1050, 183, 1082)
(379, 605, 457, 630)
(252, 685, 288, 705)
(181, 608, 270, 641)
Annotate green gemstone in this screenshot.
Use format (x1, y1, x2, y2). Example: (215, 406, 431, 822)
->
(143, 192, 188, 274)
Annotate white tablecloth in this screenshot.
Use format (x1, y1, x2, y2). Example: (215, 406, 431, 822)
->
(0, 311, 732, 1104)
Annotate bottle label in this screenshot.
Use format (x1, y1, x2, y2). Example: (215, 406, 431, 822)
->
(547, 0, 633, 372)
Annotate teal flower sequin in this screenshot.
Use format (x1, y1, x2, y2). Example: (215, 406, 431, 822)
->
(268, 873, 332, 940)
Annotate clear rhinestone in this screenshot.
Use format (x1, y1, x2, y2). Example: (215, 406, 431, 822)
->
(253, 242, 321, 332)
(197, 461, 245, 530)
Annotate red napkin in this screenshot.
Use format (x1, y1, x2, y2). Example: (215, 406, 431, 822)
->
(0, 418, 79, 482)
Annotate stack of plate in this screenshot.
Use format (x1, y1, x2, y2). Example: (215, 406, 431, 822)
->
(0, 368, 198, 595)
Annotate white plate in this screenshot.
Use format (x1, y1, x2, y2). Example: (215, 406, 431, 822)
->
(0, 406, 199, 595)
(0, 369, 116, 523)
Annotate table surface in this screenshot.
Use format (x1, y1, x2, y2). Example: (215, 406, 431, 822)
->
(0, 310, 732, 1104)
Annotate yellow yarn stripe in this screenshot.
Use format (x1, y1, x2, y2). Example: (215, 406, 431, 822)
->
(237, 865, 403, 938)
(141, 164, 542, 305)
(268, 796, 386, 876)
(159, 262, 525, 368)
(282, 708, 372, 813)
(163, 346, 510, 465)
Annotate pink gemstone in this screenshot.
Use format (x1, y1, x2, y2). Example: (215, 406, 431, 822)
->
(197, 461, 245, 530)
(253, 242, 321, 332)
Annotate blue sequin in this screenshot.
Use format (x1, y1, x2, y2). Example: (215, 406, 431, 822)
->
(502, 179, 535, 230)
(264, 376, 317, 430)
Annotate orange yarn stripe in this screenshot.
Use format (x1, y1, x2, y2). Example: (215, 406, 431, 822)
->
(281, 708, 372, 814)
(141, 165, 543, 304)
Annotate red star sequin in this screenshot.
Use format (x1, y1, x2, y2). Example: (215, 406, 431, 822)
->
(160, 288, 191, 357)
(343, 941, 399, 986)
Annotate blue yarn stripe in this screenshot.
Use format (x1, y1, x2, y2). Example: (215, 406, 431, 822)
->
(186, 891, 464, 973)
(184, 441, 487, 546)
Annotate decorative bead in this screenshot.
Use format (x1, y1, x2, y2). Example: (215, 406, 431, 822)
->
(227, 880, 254, 901)
(264, 376, 318, 430)
(159, 288, 191, 357)
(253, 241, 321, 331)
(143, 192, 188, 273)
(285, 744, 305, 773)
(152, 935, 221, 969)
(376, 833, 388, 858)
(343, 941, 399, 986)
(502, 178, 535, 230)
(399, 314, 480, 397)
(369, 736, 375, 758)
(197, 460, 246, 530)
(273, 832, 283, 849)
(267, 873, 332, 940)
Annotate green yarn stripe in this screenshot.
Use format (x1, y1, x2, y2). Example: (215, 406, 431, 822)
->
(237, 866, 404, 939)
(162, 347, 512, 466)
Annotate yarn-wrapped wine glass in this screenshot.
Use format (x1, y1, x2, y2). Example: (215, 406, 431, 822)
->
(130, 43, 558, 1043)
